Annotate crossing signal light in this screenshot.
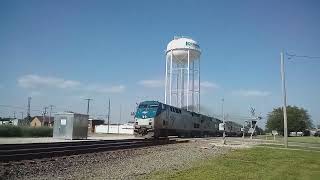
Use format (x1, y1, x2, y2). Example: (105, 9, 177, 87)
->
(252, 120, 257, 126)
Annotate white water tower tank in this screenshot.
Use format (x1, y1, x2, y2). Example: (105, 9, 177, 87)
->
(166, 37, 201, 62)
(164, 36, 201, 112)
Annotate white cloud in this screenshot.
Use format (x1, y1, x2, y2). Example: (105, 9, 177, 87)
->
(200, 81, 220, 89)
(138, 80, 164, 88)
(29, 91, 42, 97)
(18, 74, 125, 93)
(232, 89, 271, 97)
(85, 84, 125, 93)
(138, 80, 220, 90)
(18, 74, 80, 89)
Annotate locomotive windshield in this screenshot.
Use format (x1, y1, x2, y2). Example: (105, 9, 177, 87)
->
(138, 104, 158, 109)
(138, 104, 148, 108)
(135, 101, 161, 119)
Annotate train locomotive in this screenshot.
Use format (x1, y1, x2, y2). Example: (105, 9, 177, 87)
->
(134, 101, 243, 138)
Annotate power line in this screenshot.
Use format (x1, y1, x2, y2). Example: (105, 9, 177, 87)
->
(286, 53, 320, 60)
(0, 105, 42, 112)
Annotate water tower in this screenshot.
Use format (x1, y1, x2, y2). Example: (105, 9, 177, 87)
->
(164, 36, 201, 112)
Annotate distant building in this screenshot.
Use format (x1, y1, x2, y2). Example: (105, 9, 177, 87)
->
(95, 122, 134, 134)
(30, 116, 54, 127)
(88, 118, 105, 133)
(11, 118, 22, 126)
(0, 118, 11, 125)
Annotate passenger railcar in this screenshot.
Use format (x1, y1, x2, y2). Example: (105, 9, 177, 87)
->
(134, 101, 243, 138)
(224, 121, 243, 137)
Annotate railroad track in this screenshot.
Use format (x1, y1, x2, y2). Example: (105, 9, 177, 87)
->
(0, 138, 179, 162)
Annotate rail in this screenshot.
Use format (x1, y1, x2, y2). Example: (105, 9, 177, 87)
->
(0, 138, 182, 162)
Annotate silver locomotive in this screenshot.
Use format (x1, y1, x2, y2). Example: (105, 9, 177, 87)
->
(134, 101, 243, 138)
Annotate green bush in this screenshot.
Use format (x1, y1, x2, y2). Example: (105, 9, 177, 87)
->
(22, 127, 53, 137)
(0, 125, 22, 137)
(0, 125, 53, 137)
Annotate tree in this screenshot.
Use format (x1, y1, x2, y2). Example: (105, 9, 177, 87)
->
(255, 126, 265, 135)
(266, 106, 313, 135)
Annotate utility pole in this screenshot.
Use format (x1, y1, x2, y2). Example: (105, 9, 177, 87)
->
(107, 98, 111, 133)
(242, 121, 248, 140)
(27, 97, 31, 117)
(250, 108, 255, 140)
(222, 98, 226, 144)
(42, 107, 48, 126)
(118, 104, 122, 134)
(27, 97, 32, 123)
(20, 112, 24, 126)
(84, 98, 93, 115)
(281, 51, 288, 148)
(13, 112, 16, 119)
(120, 104, 122, 124)
(48, 105, 54, 127)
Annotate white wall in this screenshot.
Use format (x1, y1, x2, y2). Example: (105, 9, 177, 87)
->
(12, 119, 19, 126)
(95, 124, 134, 134)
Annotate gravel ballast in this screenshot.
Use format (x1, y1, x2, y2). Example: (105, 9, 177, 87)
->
(0, 139, 234, 180)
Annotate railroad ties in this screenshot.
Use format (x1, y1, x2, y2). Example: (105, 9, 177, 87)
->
(0, 138, 188, 162)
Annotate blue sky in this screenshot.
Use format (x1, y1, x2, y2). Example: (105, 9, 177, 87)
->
(1, 0, 320, 127)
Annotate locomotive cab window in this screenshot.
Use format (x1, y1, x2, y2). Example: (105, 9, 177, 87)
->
(149, 104, 159, 108)
(138, 104, 148, 108)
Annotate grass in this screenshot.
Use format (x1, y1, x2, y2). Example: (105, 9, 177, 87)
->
(143, 147, 320, 180)
(256, 135, 320, 144)
(288, 136, 320, 144)
(258, 143, 320, 152)
(0, 125, 53, 137)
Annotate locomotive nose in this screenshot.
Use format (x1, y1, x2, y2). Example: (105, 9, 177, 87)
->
(135, 118, 153, 126)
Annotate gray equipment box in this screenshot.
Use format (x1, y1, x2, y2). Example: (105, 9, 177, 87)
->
(53, 112, 89, 140)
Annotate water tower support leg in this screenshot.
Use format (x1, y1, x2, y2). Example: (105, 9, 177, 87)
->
(192, 61, 195, 112)
(169, 50, 173, 105)
(165, 56, 168, 104)
(187, 50, 190, 110)
(198, 58, 201, 113)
